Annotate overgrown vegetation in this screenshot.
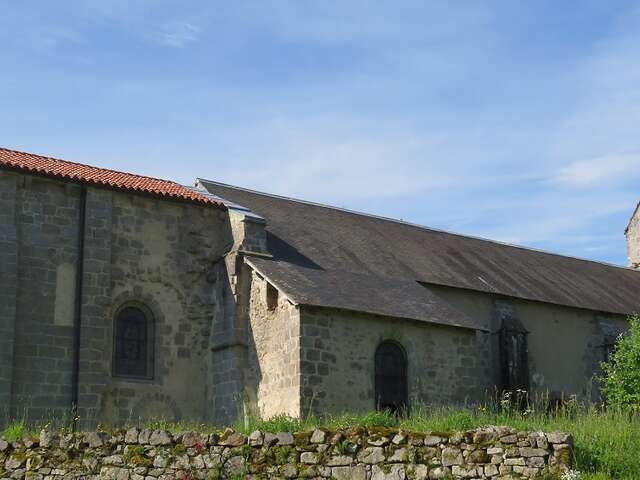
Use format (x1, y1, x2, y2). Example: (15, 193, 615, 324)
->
(600, 315, 640, 411)
(1, 420, 31, 442)
(3, 403, 639, 479)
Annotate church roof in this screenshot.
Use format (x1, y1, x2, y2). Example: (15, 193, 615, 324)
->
(0, 147, 225, 208)
(198, 179, 640, 320)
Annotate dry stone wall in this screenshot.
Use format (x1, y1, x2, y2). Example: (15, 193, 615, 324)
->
(0, 426, 572, 479)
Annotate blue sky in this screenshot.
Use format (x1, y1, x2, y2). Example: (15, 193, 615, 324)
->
(2, 1, 640, 266)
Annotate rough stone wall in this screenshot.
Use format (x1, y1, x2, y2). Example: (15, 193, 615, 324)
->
(246, 271, 301, 419)
(207, 204, 270, 425)
(299, 307, 491, 416)
(427, 284, 629, 402)
(0, 172, 18, 420)
(627, 205, 640, 269)
(0, 426, 573, 479)
(7, 174, 82, 421)
(0, 171, 233, 427)
(91, 190, 232, 426)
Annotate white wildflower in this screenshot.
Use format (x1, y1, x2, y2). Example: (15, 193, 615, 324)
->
(561, 470, 582, 480)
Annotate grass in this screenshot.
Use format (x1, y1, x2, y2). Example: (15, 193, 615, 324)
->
(1, 420, 32, 442)
(229, 402, 640, 480)
(3, 402, 639, 479)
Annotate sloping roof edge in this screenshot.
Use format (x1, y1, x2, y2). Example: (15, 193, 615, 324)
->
(244, 257, 487, 332)
(198, 178, 634, 273)
(244, 257, 300, 307)
(1, 147, 225, 208)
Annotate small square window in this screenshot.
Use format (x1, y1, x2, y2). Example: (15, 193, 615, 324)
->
(266, 283, 278, 311)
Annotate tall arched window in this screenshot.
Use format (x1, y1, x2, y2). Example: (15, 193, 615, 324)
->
(113, 305, 154, 379)
(375, 341, 408, 414)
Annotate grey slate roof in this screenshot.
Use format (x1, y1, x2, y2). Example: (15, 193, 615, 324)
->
(245, 257, 481, 330)
(198, 179, 640, 323)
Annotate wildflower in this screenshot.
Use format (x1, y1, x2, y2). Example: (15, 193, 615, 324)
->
(561, 470, 582, 480)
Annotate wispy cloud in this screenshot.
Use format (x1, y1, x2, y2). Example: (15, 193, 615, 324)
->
(552, 154, 640, 187)
(156, 22, 201, 48)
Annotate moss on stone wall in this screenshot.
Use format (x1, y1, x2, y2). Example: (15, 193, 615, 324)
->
(0, 425, 573, 479)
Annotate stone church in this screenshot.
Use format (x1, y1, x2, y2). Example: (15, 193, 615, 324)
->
(1, 146, 640, 428)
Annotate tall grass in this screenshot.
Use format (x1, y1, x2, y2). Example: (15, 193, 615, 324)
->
(229, 398, 640, 480)
(2, 399, 639, 479)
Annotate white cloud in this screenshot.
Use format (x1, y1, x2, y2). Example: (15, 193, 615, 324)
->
(157, 22, 201, 48)
(213, 124, 455, 203)
(552, 154, 640, 187)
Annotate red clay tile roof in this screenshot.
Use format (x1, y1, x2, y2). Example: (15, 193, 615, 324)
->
(0, 147, 224, 208)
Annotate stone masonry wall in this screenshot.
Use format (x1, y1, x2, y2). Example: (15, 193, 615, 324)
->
(627, 204, 640, 269)
(0, 426, 573, 479)
(90, 189, 231, 427)
(246, 271, 301, 419)
(0, 171, 233, 427)
(7, 174, 82, 421)
(0, 172, 18, 418)
(299, 307, 491, 416)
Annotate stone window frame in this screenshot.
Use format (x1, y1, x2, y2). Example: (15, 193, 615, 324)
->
(374, 339, 409, 414)
(111, 300, 156, 381)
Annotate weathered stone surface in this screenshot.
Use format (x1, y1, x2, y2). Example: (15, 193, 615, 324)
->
(124, 428, 139, 444)
(332, 465, 367, 480)
(411, 464, 429, 480)
(275, 431, 294, 445)
(442, 447, 464, 466)
(0, 426, 571, 479)
(219, 429, 246, 447)
(423, 435, 444, 447)
(357, 446, 385, 464)
(310, 429, 326, 444)
(149, 430, 172, 446)
(300, 451, 319, 464)
(85, 431, 108, 448)
(467, 449, 490, 463)
(181, 431, 205, 448)
(327, 455, 353, 466)
(368, 436, 390, 447)
(372, 464, 406, 480)
(519, 447, 548, 457)
(248, 430, 264, 446)
(429, 466, 453, 479)
(547, 432, 572, 444)
(388, 447, 409, 462)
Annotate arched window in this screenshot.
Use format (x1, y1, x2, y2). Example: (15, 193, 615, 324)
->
(113, 305, 154, 379)
(375, 341, 408, 414)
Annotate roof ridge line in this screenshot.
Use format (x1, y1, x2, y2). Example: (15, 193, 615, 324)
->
(197, 177, 638, 273)
(0, 146, 183, 186)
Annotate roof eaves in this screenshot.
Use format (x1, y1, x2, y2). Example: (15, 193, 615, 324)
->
(244, 257, 300, 306)
(1, 147, 226, 208)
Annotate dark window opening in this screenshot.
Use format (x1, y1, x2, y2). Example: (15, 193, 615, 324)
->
(113, 305, 154, 379)
(499, 318, 529, 394)
(266, 283, 278, 311)
(375, 341, 408, 414)
(602, 337, 617, 364)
